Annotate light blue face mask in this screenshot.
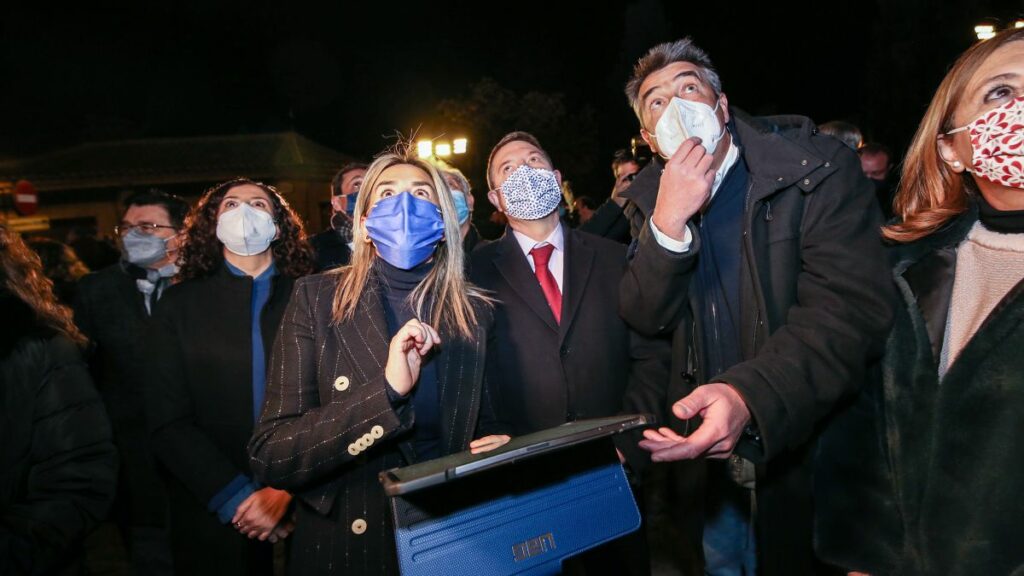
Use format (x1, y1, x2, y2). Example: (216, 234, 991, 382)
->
(364, 192, 445, 270)
(450, 189, 471, 225)
(122, 228, 171, 267)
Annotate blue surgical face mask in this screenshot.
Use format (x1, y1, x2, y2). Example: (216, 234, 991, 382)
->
(122, 228, 171, 267)
(343, 194, 357, 218)
(364, 191, 445, 270)
(216, 203, 278, 256)
(450, 189, 471, 225)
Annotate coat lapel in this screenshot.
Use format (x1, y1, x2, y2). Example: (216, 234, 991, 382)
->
(493, 231, 559, 333)
(437, 325, 485, 454)
(559, 228, 593, 345)
(901, 247, 957, 364)
(333, 282, 391, 393)
(893, 206, 979, 367)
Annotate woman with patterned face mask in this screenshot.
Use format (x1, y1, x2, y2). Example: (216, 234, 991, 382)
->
(247, 149, 510, 575)
(815, 28, 1024, 576)
(143, 178, 314, 576)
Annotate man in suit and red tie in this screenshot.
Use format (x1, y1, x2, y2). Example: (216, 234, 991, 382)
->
(470, 132, 670, 575)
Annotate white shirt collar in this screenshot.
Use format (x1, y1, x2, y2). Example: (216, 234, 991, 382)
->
(710, 140, 741, 199)
(512, 221, 564, 257)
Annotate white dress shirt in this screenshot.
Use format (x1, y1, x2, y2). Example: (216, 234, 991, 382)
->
(512, 221, 565, 292)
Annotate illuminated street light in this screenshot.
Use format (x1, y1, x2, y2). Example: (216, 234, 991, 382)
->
(975, 24, 996, 40)
(435, 143, 452, 157)
(417, 140, 433, 159)
(453, 138, 468, 154)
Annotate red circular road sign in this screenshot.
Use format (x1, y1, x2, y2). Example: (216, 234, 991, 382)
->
(14, 180, 38, 216)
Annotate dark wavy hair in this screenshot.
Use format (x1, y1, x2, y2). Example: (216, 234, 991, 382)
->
(0, 226, 87, 346)
(177, 178, 314, 281)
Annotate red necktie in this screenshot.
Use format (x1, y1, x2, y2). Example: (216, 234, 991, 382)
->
(530, 244, 561, 324)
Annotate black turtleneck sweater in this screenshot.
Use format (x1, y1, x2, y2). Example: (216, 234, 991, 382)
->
(376, 259, 441, 461)
(978, 193, 1024, 234)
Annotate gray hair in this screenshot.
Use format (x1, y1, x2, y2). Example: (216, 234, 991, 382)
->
(443, 166, 471, 194)
(625, 37, 722, 122)
(424, 156, 471, 193)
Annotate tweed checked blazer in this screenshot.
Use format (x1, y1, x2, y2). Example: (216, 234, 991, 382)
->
(248, 271, 499, 575)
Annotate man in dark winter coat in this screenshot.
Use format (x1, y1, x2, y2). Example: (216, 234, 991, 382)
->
(618, 38, 895, 575)
(74, 189, 188, 574)
(309, 162, 367, 272)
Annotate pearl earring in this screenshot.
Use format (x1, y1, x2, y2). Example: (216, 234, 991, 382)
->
(953, 161, 962, 168)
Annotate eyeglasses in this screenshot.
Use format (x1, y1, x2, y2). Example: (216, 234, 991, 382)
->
(114, 222, 177, 236)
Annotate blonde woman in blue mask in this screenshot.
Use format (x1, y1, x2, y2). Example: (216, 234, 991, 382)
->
(249, 148, 509, 575)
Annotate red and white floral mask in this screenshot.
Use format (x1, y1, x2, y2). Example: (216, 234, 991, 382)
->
(946, 95, 1024, 188)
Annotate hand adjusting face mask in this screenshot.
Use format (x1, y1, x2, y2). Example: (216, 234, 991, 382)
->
(946, 94, 1024, 189)
(364, 191, 446, 270)
(653, 96, 725, 158)
(499, 165, 563, 220)
(216, 203, 278, 256)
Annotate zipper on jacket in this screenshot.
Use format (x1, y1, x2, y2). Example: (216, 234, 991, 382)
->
(699, 215, 723, 373)
(742, 181, 769, 353)
(686, 320, 699, 437)
(764, 200, 773, 222)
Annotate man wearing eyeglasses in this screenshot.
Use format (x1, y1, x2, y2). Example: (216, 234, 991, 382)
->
(74, 189, 190, 576)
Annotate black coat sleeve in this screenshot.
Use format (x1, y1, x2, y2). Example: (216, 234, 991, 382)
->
(579, 200, 631, 244)
(247, 278, 408, 496)
(0, 337, 117, 575)
(143, 302, 246, 506)
(619, 219, 701, 337)
(613, 329, 673, 478)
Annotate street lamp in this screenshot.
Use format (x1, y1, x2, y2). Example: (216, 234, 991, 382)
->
(415, 137, 468, 159)
(975, 24, 997, 40)
(417, 140, 433, 159)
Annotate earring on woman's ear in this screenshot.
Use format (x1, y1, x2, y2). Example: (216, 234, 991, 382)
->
(953, 160, 962, 168)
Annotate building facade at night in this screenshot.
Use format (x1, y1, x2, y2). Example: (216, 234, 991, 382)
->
(0, 131, 351, 240)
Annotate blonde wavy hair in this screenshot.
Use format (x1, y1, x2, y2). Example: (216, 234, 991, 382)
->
(331, 149, 492, 339)
(885, 27, 1024, 243)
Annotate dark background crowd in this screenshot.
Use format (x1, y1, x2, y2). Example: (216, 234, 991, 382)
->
(2, 2, 1024, 576)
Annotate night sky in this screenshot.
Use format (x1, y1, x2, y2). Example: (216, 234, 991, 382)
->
(2, 0, 1021, 197)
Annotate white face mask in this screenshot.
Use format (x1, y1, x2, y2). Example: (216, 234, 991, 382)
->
(653, 96, 725, 158)
(216, 203, 278, 256)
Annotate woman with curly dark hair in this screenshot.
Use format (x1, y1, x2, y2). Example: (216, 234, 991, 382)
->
(143, 178, 313, 576)
(0, 226, 117, 575)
